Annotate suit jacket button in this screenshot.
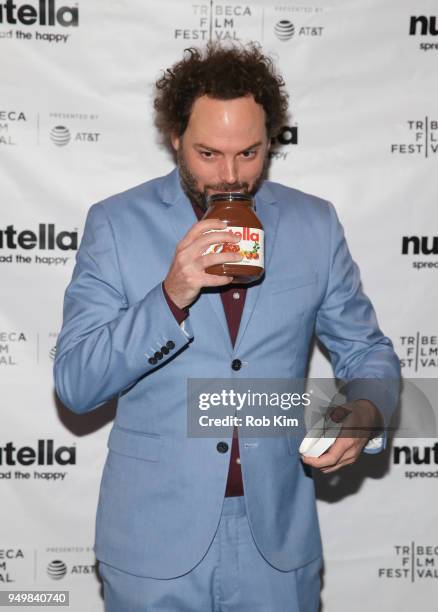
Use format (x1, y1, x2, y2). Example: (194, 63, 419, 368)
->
(161, 346, 169, 355)
(154, 351, 163, 360)
(166, 340, 175, 350)
(231, 359, 242, 371)
(216, 441, 229, 453)
(148, 357, 158, 365)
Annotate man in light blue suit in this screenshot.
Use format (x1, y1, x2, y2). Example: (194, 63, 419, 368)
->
(54, 44, 400, 611)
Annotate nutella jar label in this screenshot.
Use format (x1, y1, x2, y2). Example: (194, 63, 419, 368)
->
(203, 226, 264, 267)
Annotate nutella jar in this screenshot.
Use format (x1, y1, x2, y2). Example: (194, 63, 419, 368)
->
(202, 192, 264, 284)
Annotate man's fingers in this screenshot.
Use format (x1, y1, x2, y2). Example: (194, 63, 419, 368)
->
(199, 251, 242, 270)
(196, 230, 240, 254)
(201, 275, 235, 287)
(301, 438, 354, 469)
(329, 405, 351, 423)
(300, 412, 367, 469)
(178, 219, 229, 251)
(321, 456, 357, 473)
(321, 447, 362, 472)
(172, 232, 240, 274)
(301, 435, 369, 471)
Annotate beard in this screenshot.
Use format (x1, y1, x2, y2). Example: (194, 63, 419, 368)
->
(177, 148, 269, 211)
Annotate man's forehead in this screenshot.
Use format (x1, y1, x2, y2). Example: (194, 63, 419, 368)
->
(188, 95, 265, 124)
(185, 95, 267, 145)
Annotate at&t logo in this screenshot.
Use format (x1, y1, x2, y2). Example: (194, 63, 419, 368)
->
(47, 560, 67, 580)
(273, 19, 323, 41)
(50, 125, 70, 146)
(274, 20, 294, 41)
(49, 124, 100, 146)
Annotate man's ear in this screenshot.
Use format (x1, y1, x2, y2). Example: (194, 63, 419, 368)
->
(171, 133, 180, 152)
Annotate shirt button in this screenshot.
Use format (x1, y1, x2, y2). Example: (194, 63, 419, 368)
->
(166, 340, 175, 350)
(216, 441, 229, 453)
(148, 357, 158, 365)
(232, 291, 240, 300)
(231, 359, 242, 371)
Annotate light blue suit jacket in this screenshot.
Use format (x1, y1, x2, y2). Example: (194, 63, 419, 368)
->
(54, 168, 400, 578)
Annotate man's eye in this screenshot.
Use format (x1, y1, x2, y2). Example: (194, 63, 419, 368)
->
(241, 150, 256, 159)
(200, 151, 214, 159)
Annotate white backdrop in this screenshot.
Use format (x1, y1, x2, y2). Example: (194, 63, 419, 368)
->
(1, 0, 438, 609)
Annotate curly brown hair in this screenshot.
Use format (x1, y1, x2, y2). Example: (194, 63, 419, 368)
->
(154, 43, 289, 142)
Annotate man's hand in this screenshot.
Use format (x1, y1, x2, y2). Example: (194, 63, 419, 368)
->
(300, 399, 383, 473)
(164, 219, 242, 309)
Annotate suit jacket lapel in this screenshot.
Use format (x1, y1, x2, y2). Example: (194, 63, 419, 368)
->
(233, 183, 279, 354)
(160, 169, 280, 355)
(160, 169, 233, 351)
(161, 168, 197, 243)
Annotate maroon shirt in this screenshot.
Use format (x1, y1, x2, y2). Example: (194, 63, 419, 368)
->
(163, 201, 245, 497)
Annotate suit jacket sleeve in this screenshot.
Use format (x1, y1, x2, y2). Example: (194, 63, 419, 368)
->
(53, 202, 194, 414)
(314, 201, 400, 451)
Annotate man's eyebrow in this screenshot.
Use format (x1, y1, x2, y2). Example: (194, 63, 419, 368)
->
(194, 143, 222, 153)
(194, 142, 263, 153)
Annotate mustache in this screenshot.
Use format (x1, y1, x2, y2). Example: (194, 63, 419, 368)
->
(204, 182, 250, 193)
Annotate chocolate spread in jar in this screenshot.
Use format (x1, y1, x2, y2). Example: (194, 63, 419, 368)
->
(202, 192, 264, 284)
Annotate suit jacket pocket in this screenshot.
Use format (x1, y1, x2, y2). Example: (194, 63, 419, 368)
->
(108, 425, 163, 463)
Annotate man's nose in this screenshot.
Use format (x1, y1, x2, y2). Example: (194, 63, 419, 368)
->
(219, 158, 238, 186)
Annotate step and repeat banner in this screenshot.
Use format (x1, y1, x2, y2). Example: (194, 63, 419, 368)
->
(1, 0, 437, 610)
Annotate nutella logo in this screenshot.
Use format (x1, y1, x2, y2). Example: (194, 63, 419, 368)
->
(0, 224, 78, 251)
(410, 16, 438, 36)
(0, 440, 76, 466)
(229, 227, 260, 241)
(0, 0, 79, 27)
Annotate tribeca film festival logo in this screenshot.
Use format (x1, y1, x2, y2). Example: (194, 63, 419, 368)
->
(0, 0, 79, 44)
(390, 118, 438, 157)
(1, 548, 94, 584)
(379, 543, 438, 580)
(0, 549, 25, 584)
(0, 109, 27, 146)
(0, 330, 58, 368)
(399, 333, 438, 372)
(410, 15, 438, 52)
(0, 330, 28, 367)
(0, 439, 76, 482)
(0, 223, 78, 267)
(0, 109, 99, 148)
(401, 235, 438, 270)
(174, 4, 253, 41)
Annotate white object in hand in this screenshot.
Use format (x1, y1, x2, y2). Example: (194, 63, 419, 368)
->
(299, 415, 342, 458)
